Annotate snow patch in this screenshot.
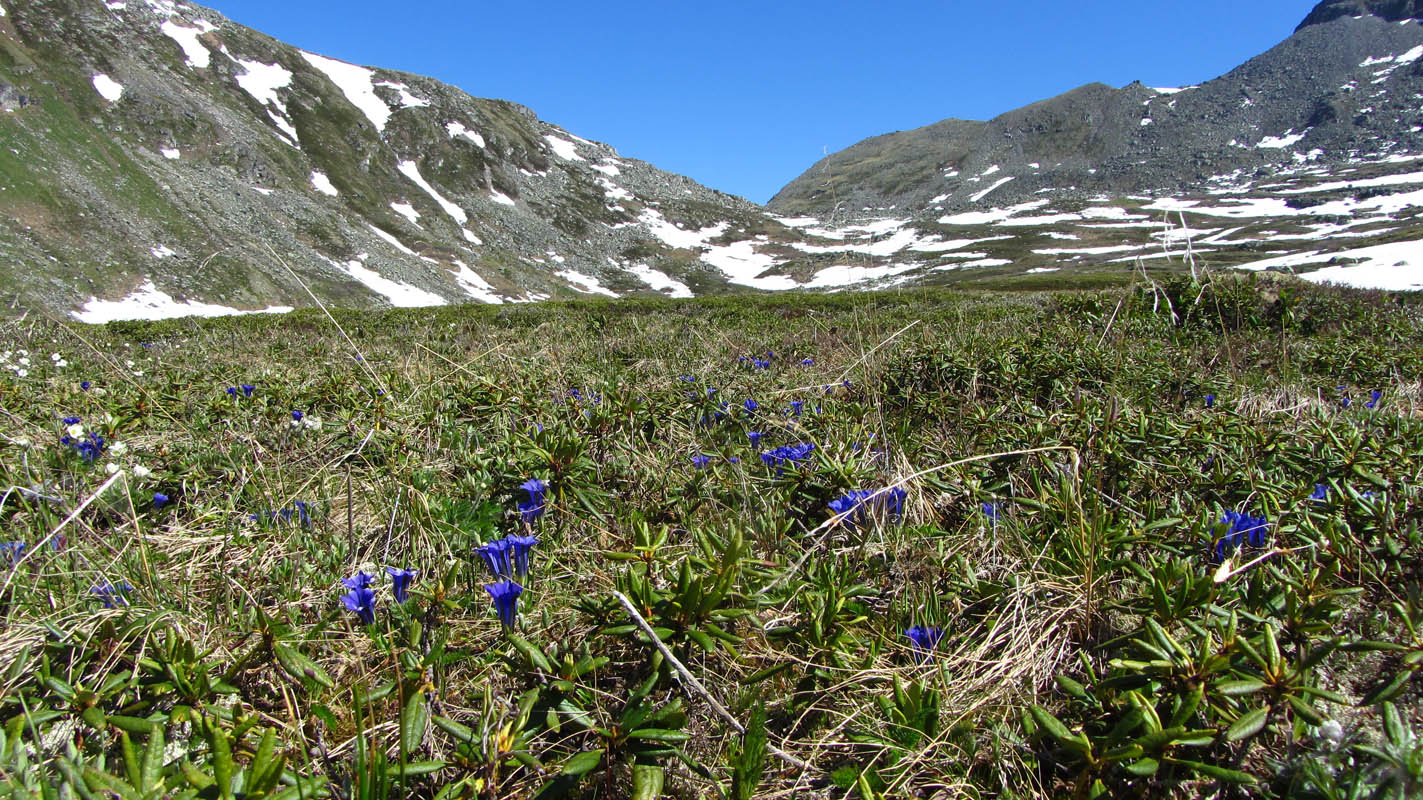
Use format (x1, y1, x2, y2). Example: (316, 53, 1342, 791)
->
(150, 245, 177, 258)
(250, 186, 274, 195)
(1235, 239, 1423, 291)
(73, 279, 293, 323)
(373, 80, 428, 108)
(390, 202, 421, 226)
(804, 263, 919, 289)
(450, 260, 502, 304)
(92, 74, 123, 102)
(700, 241, 795, 290)
(544, 135, 584, 161)
(489, 190, 516, 207)
(366, 225, 417, 257)
(638, 208, 728, 250)
(299, 51, 390, 132)
(160, 19, 215, 68)
(1258, 130, 1308, 149)
(626, 263, 692, 298)
(939, 198, 1050, 225)
(310, 171, 338, 196)
(970, 176, 1015, 203)
(557, 269, 618, 297)
(396, 160, 468, 225)
(446, 121, 486, 148)
(324, 254, 446, 307)
(228, 54, 298, 146)
(160, 148, 180, 160)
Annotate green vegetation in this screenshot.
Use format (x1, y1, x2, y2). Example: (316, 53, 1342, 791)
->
(0, 276, 1420, 798)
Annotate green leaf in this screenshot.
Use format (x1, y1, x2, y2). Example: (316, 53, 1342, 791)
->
(1287, 695, 1324, 727)
(1226, 707, 1269, 742)
(1054, 674, 1090, 701)
(1028, 705, 1073, 743)
(1361, 670, 1412, 706)
(1217, 680, 1266, 696)
(432, 715, 476, 742)
(626, 728, 691, 743)
(273, 643, 335, 690)
(1164, 758, 1257, 785)
(507, 634, 555, 672)
(394, 761, 447, 777)
(1125, 757, 1159, 776)
(401, 692, 429, 756)
(631, 763, 665, 800)
(141, 726, 165, 794)
(561, 749, 604, 776)
(107, 715, 159, 735)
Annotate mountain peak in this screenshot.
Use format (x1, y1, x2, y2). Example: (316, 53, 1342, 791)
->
(1296, 0, 1423, 32)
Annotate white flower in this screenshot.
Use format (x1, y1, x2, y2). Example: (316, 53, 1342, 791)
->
(14, 369, 26, 378)
(108, 442, 128, 456)
(66, 423, 85, 438)
(132, 371, 144, 377)
(17, 357, 29, 367)
(50, 353, 62, 362)
(1318, 719, 1345, 745)
(54, 359, 67, 368)
(131, 464, 152, 479)
(302, 416, 322, 431)
(105, 463, 121, 475)
(12, 437, 29, 448)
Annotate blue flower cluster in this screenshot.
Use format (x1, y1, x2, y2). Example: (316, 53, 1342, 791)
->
(828, 487, 908, 529)
(760, 442, 816, 470)
(1213, 510, 1269, 563)
(1, 541, 26, 566)
(905, 625, 943, 662)
(517, 478, 547, 524)
(225, 384, 255, 398)
(59, 417, 105, 462)
(92, 580, 133, 609)
(249, 501, 313, 527)
(475, 534, 538, 579)
(981, 502, 1004, 523)
(340, 571, 377, 625)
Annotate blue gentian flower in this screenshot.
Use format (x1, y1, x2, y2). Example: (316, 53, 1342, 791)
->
(1213, 510, 1270, 563)
(1365, 390, 1382, 410)
(506, 535, 538, 577)
(761, 442, 816, 472)
(747, 431, 763, 448)
(517, 478, 547, 524)
(226, 387, 237, 397)
(485, 580, 523, 628)
(1, 541, 26, 566)
(241, 384, 255, 398)
(679, 375, 697, 382)
(981, 502, 1003, 522)
(340, 585, 377, 624)
(828, 490, 874, 528)
(386, 567, 416, 604)
(92, 580, 133, 609)
(905, 626, 943, 661)
(476, 538, 513, 577)
(291, 410, 304, 422)
(743, 399, 758, 413)
(728, 456, 741, 464)
(80, 381, 91, 391)
(883, 487, 907, 521)
(1205, 394, 1215, 408)
(342, 571, 373, 590)
(692, 454, 712, 470)
(153, 493, 169, 510)
(62, 416, 81, 425)
(800, 358, 814, 366)
(788, 401, 805, 417)
(1310, 484, 1328, 503)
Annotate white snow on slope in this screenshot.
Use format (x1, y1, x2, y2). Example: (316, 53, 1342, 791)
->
(366, 225, 421, 257)
(1034, 245, 1145, 256)
(1149, 188, 1423, 219)
(1279, 170, 1423, 194)
(451, 260, 502, 304)
(230, 55, 297, 145)
(310, 171, 338, 196)
(544, 135, 584, 161)
(73, 280, 293, 323)
(161, 148, 180, 160)
(591, 161, 621, 177)
(396, 160, 468, 225)
(1258, 130, 1308, 149)
(490, 190, 516, 207)
(300, 51, 390, 131)
(700, 241, 797, 290)
(639, 208, 728, 250)
(971, 176, 1015, 203)
(150, 244, 176, 258)
(374, 80, 428, 108)
(92, 74, 123, 102)
(390, 202, 421, 226)
(1150, 86, 1196, 94)
(804, 263, 919, 289)
(325, 255, 446, 306)
(1235, 239, 1423, 291)
(557, 269, 618, 297)
(446, 121, 486, 148)
(625, 263, 692, 298)
(160, 19, 214, 68)
(940, 199, 1051, 225)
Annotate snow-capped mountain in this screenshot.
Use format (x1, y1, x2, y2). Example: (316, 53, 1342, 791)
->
(3, 0, 1423, 322)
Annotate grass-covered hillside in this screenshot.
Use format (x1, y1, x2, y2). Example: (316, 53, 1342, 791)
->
(0, 277, 1420, 799)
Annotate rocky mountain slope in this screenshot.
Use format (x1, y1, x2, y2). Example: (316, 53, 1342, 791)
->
(0, 0, 818, 318)
(4, 0, 1423, 322)
(770, 4, 1423, 218)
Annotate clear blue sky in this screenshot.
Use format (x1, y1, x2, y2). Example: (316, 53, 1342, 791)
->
(204, 1, 1321, 204)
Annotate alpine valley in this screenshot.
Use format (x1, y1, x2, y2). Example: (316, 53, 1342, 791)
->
(2, 0, 1423, 320)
